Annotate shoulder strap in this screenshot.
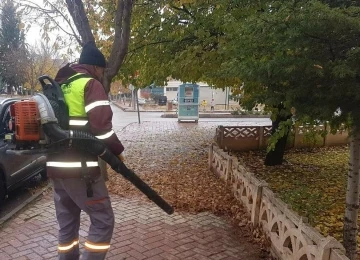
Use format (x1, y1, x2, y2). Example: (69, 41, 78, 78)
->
(61, 74, 93, 86)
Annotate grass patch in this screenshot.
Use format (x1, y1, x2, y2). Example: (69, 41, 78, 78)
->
(235, 146, 349, 242)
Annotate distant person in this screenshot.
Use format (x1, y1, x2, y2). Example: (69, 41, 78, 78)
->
(210, 99, 215, 111)
(201, 99, 207, 112)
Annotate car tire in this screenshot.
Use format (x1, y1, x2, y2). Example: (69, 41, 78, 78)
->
(0, 173, 6, 206)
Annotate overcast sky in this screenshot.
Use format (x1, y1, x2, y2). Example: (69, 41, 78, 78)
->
(24, 0, 45, 45)
(26, 24, 41, 45)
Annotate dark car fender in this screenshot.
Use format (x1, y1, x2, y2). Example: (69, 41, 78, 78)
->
(0, 144, 8, 181)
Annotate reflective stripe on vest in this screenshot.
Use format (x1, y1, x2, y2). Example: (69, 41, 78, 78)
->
(85, 100, 110, 113)
(69, 119, 88, 126)
(95, 130, 115, 140)
(61, 73, 92, 118)
(46, 161, 99, 168)
(58, 239, 79, 253)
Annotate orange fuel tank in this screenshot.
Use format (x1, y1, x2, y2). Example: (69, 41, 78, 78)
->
(14, 100, 40, 141)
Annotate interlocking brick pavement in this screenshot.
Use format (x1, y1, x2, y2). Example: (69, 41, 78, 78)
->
(0, 121, 265, 259)
(0, 193, 262, 259)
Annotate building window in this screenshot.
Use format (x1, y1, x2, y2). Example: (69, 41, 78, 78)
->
(166, 87, 178, 91)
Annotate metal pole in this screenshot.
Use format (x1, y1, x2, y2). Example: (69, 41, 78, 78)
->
(224, 87, 227, 110)
(133, 89, 136, 110)
(129, 89, 132, 107)
(136, 89, 141, 124)
(227, 87, 230, 110)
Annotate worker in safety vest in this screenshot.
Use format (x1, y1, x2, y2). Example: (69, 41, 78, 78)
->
(49, 41, 124, 260)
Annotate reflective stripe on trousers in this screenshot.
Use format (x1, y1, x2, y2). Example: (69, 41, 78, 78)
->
(57, 239, 111, 260)
(53, 176, 114, 260)
(84, 241, 111, 252)
(58, 239, 80, 252)
(58, 239, 80, 260)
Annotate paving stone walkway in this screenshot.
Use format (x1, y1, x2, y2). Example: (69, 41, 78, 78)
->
(0, 121, 265, 259)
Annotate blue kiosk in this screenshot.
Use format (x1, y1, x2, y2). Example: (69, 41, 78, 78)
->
(177, 83, 199, 123)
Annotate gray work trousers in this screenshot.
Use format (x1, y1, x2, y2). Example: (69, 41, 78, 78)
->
(52, 175, 115, 260)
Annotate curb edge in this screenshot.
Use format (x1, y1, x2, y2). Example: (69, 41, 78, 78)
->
(0, 182, 52, 227)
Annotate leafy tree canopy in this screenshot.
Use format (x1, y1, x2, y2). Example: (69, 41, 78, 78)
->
(230, 1, 360, 129)
(0, 0, 27, 92)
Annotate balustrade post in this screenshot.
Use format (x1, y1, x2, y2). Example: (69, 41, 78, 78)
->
(252, 181, 266, 226)
(209, 144, 214, 170)
(226, 156, 232, 183)
(219, 125, 224, 149)
(318, 236, 346, 260)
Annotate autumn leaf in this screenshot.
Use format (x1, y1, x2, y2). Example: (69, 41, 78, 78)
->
(234, 145, 350, 243)
(107, 123, 273, 257)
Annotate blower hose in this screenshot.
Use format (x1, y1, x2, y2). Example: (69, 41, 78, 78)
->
(33, 94, 174, 215)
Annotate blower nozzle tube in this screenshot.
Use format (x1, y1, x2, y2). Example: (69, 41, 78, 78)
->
(100, 149, 174, 215)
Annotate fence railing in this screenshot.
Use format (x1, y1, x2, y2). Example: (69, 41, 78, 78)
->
(215, 125, 348, 151)
(209, 144, 349, 260)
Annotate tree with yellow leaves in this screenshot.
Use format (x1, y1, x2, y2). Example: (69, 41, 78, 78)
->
(24, 42, 66, 95)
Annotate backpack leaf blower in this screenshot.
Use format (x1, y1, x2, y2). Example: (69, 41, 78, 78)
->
(12, 75, 174, 215)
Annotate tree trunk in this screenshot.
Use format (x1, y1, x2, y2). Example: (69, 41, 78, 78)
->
(264, 104, 292, 166)
(102, 77, 111, 95)
(65, 0, 95, 45)
(343, 129, 360, 260)
(264, 117, 290, 166)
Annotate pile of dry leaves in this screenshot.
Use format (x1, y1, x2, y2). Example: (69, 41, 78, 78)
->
(107, 124, 272, 257)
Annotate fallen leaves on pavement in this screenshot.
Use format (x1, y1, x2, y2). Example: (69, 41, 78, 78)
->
(107, 123, 272, 257)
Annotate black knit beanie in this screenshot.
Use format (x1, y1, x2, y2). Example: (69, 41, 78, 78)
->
(79, 41, 107, 68)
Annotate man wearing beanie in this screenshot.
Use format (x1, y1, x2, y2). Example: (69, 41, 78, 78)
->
(47, 41, 125, 260)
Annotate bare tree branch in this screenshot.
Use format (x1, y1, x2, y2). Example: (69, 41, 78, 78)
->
(43, 0, 82, 45)
(17, 0, 81, 44)
(65, 0, 95, 45)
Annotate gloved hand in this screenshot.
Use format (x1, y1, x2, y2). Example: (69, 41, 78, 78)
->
(117, 153, 125, 162)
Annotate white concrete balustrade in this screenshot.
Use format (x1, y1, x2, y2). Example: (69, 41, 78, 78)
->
(208, 144, 349, 260)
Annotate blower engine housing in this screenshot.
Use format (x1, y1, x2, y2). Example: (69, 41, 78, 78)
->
(13, 100, 40, 141)
(4, 99, 47, 150)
